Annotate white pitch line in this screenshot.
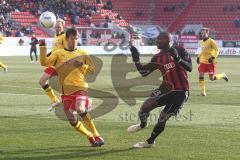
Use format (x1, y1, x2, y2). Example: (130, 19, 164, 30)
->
(0, 92, 44, 96)
(0, 84, 41, 90)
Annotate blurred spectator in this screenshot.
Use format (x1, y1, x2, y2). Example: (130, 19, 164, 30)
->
(164, 5, 175, 12)
(21, 27, 26, 34)
(179, 1, 186, 9)
(136, 11, 144, 17)
(15, 29, 22, 37)
(233, 17, 240, 27)
(229, 5, 235, 12)
(120, 33, 125, 39)
(148, 38, 155, 45)
(26, 26, 33, 34)
(90, 31, 101, 39)
(90, 23, 95, 28)
(182, 30, 195, 36)
(103, 0, 112, 10)
(237, 5, 240, 11)
(103, 22, 108, 28)
(223, 6, 228, 12)
(107, 0, 113, 9)
(189, 29, 195, 35)
(72, 15, 79, 25)
(175, 30, 181, 35)
(116, 14, 122, 20)
(96, 0, 102, 4)
(96, 38, 101, 46)
(82, 31, 87, 45)
(105, 15, 110, 22)
(5, 29, 11, 37)
(112, 32, 125, 39)
(0, 1, 18, 36)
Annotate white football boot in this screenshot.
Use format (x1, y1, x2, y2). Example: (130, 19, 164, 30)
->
(48, 100, 61, 112)
(127, 123, 148, 133)
(133, 141, 155, 148)
(222, 73, 229, 82)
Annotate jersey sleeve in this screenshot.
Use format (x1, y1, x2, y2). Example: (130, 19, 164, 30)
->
(40, 45, 58, 67)
(177, 47, 192, 63)
(83, 53, 95, 74)
(135, 54, 159, 77)
(197, 41, 203, 58)
(176, 46, 192, 72)
(46, 50, 58, 66)
(210, 39, 219, 58)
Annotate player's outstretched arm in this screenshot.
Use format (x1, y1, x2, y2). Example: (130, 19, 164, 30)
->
(180, 55, 192, 72)
(39, 39, 47, 66)
(130, 46, 158, 77)
(39, 39, 58, 66)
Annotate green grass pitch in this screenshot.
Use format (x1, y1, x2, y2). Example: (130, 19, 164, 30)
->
(0, 55, 240, 160)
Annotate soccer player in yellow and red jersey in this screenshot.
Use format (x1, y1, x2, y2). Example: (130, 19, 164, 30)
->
(0, 62, 7, 73)
(0, 32, 8, 73)
(39, 28, 104, 147)
(197, 28, 228, 96)
(39, 18, 67, 111)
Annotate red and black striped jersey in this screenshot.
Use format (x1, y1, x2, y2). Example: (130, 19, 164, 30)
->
(154, 46, 191, 91)
(134, 46, 192, 91)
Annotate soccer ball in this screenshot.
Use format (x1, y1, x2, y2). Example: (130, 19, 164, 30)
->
(39, 11, 56, 29)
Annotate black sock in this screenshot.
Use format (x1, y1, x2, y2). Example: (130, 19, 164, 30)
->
(147, 121, 166, 144)
(139, 111, 149, 128)
(42, 84, 49, 90)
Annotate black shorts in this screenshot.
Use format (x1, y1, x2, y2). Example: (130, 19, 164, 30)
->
(30, 48, 37, 53)
(154, 90, 189, 115)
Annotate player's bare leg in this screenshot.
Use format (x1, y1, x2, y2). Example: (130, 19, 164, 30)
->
(39, 73, 60, 111)
(209, 74, 214, 81)
(199, 73, 206, 96)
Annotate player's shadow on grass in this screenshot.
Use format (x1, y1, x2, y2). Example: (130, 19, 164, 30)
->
(4, 146, 134, 160)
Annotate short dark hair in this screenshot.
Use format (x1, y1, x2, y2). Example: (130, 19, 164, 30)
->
(158, 32, 170, 38)
(66, 28, 78, 38)
(201, 27, 209, 34)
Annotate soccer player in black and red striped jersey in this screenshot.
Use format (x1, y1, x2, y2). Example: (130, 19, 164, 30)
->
(127, 32, 192, 148)
(29, 34, 38, 63)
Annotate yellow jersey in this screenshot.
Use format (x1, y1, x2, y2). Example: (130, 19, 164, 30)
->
(51, 32, 67, 52)
(198, 38, 219, 64)
(0, 34, 4, 44)
(41, 47, 95, 95)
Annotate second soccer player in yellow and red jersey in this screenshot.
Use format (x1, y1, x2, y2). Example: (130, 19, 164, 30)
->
(39, 18, 67, 111)
(197, 28, 228, 96)
(0, 32, 8, 73)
